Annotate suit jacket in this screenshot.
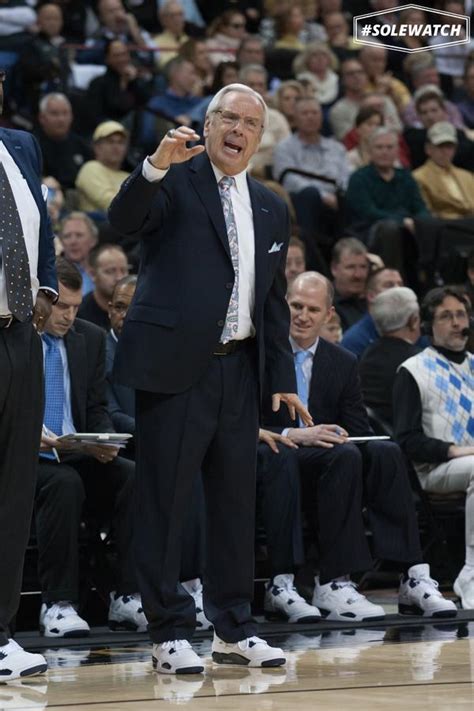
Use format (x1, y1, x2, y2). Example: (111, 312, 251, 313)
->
(263, 338, 372, 435)
(63, 318, 114, 433)
(109, 153, 296, 396)
(0, 128, 57, 292)
(105, 331, 135, 434)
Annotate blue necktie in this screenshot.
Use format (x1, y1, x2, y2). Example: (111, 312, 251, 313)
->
(43, 333, 65, 438)
(294, 351, 311, 423)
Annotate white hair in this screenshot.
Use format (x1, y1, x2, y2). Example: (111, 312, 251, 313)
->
(371, 287, 419, 335)
(39, 92, 71, 113)
(205, 83, 269, 130)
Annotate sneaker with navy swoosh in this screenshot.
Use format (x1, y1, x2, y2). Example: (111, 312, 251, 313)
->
(152, 640, 204, 675)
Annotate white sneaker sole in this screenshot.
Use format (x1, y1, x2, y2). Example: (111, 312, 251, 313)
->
(0, 661, 48, 682)
(264, 609, 321, 624)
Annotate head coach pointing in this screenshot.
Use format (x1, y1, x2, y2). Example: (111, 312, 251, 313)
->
(108, 83, 312, 674)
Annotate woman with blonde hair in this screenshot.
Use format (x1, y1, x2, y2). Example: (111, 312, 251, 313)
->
(206, 10, 247, 66)
(273, 80, 305, 129)
(293, 41, 339, 105)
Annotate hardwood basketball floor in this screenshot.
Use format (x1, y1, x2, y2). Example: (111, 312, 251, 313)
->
(3, 621, 474, 710)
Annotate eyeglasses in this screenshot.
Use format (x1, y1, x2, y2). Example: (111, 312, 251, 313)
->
(434, 310, 469, 323)
(213, 109, 263, 133)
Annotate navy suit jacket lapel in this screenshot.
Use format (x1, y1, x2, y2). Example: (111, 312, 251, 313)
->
(64, 326, 87, 432)
(308, 340, 330, 415)
(0, 129, 43, 213)
(188, 153, 231, 260)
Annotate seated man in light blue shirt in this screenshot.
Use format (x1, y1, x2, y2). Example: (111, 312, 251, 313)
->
(58, 212, 97, 297)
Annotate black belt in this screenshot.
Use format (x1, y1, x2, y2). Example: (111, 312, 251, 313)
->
(213, 338, 253, 356)
(0, 315, 14, 329)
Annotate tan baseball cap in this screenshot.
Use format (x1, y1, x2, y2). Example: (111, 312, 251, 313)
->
(427, 121, 457, 145)
(93, 120, 128, 142)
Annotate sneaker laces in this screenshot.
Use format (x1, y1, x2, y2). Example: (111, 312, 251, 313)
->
(333, 580, 365, 603)
(161, 640, 192, 652)
(412, 574, 442, 598)
(238, 636, 268, 651)
(274, 577, 306, 603)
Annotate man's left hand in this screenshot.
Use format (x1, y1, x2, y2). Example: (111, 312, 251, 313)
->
(33, 291, 53, 333)
(84, 443, 120, 463)
(272, 393, 313, 427)
(259, 427, 298, 453)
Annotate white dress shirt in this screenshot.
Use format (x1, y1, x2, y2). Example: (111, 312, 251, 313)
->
(142, 158, 256, 341)
(0, 141, 42, 316)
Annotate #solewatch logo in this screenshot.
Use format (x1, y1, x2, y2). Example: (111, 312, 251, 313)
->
(353, 3, 470, 53)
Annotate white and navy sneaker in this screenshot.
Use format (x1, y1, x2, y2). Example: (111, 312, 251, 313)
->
(264, 574, 321, 623)
(212, 634, 286, 667)
(181, 579, 213, 631)
(152, 640, 204, 675)
(312, 578, 385, 622)
(0, 639, 47, 682)
(399, 564, 457, 617)
(108, 592, 148, 632)
(454, 565, 474, 609)
(39, 601, 90, 638)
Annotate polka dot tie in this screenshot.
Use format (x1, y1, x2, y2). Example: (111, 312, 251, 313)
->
(0, 161, 33, 321)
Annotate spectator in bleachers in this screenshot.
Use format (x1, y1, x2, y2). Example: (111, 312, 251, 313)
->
(455, 61, 474, 129)
(0, 0, 36, 55)
(328, 58, 369, 140)
(239, 63, 290, 177)
(44, 176, 66, 231)
(75, 120, 130, 216)
(319, 309, 342, 343)
(346, 106, 384, 171)
(274, 5, 306, 50)
(58, 212, 98, 296)
(273, 79, 305, 130)
(263, 271, 456, 620)
(36, 257, 144, 637)
(206, 9, 247, 66)
(78, 244, 129, 330)
(341, 267, 403, 357)
(285, 235, 306, 286)
(35, 93, 93, 190)
(273, 96, 350, 265)
(145, 55, 201, 127)
(394, 285, 474, 609)
(17, 2, 71, 117)
(153, 0, 189, 69)
(330, 237, 369, 331)
(84, 39, 151, 131)
(157, 0, 204, 31)
(78, 0, 153, 67)
(359, 286, 421, 426)
(237, 35, 265, 67)
(178, 38, 214, 96)
(402, 57, 465, 129)
(187, 60, 240, 132)
(345, 127, 430, 277)
(403, 87, 474, 170)
(413, 121, 474, 219)
(55, 0, 88, 43)
(391, 7, 428, 55)
(359, 43, 411, 113)
(322, 11, 358, 61)
(292, 41, 339, 106)
(429, 0, 472, 98)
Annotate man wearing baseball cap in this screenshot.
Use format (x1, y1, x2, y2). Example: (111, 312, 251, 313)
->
(414, 121, 474, 219)
(75, 121, 130, 216)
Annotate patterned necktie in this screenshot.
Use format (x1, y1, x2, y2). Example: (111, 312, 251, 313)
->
(0, 162, 33, 321)
(218, 176, 239, 342)
(295, 350, 311, 425)
(43, 333, 65, 437)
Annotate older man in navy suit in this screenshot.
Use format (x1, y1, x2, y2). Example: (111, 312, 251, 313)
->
(109, 83, 311, 674)
(0, 69, 57, 680)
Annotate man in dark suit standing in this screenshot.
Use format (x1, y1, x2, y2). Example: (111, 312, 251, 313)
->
(0, 69, 58, 681)
(263, 271, 456, 621)
(109, 83, 311, 674)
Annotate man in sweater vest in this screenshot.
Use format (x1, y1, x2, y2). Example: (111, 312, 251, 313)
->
(394, 285, 474, 609)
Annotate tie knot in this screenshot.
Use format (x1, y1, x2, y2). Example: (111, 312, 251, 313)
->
(295, 350, 310, 365)
(43, 333, 60, 349)
(219, 176, 235, 191)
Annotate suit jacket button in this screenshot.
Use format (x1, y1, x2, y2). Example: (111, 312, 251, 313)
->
(217, 319, 224, 326)
(226, 282, 232, 289)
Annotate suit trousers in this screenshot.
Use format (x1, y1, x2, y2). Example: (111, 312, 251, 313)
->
(256, 443, 305, 575)
(135, 343, 259, 644)
(35, 455, 137, 602)
(0, 321, 43, 646)
(296, 441, 422, 582)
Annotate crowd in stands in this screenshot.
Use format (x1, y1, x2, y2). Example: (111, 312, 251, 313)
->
(5, 0, 474, 634)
